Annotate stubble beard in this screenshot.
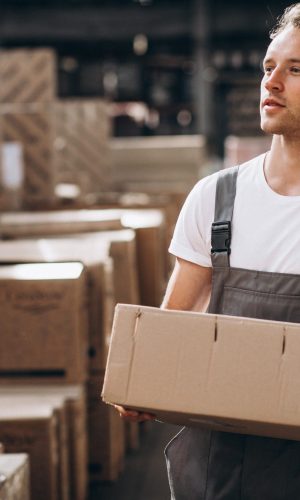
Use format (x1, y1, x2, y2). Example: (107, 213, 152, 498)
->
(260, 109, 300, 138)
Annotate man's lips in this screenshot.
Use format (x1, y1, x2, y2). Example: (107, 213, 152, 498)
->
(262, 97, 285, 108)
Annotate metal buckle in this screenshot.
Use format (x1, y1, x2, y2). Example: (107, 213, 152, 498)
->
(211, 221, 231, 254)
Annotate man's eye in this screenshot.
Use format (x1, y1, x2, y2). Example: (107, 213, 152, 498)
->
(290, 66, 300, 74)
(263, 66, 273, 74)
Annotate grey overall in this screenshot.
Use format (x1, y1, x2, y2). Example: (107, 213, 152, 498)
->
(165, 166, 300, 500)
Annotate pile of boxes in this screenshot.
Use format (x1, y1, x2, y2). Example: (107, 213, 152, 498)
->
(0, 48, 111, 211)
(0, 46, 208, 499)
(0, 206, 171, 497)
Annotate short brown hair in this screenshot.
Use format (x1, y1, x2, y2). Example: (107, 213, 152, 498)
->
(270, 3, 300, 39)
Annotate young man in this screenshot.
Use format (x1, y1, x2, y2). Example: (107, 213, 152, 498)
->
(117, 4, 300, 498)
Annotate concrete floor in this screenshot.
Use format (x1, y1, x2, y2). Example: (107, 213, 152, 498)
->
(89, 421, 179, 500)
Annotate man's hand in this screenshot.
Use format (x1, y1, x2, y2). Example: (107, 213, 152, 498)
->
(114, 404, 156, 422)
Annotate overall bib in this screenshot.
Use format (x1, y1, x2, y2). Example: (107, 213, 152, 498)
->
(165, 166, 300, 500)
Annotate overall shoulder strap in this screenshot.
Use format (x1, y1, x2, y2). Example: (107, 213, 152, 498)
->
(211, 166, 239, 267)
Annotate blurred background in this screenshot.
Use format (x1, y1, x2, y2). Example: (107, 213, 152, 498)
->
(0, 0, 289, 151)
(0, 2, 292, 500)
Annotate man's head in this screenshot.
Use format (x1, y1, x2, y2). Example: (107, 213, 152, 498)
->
(260, 4, 300, 138)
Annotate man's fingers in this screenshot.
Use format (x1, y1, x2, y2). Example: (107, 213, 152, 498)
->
(113, 404, 155, 422)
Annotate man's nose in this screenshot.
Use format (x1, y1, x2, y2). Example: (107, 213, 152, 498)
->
(264, 69, 284, 92)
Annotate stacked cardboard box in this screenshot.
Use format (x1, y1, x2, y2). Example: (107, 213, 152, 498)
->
(0, 454, 30, 500)
(88, 373, 125, 481)
(0, 103, 56, 208)
(0, 385, 87, 500)
(0, 406, 58, 500)
(0, 209, 123, 239)
(0, 259, 90, 498)
(121, 209, 167, 306)
(0, 234, 130, 371)
(0, 49, 56, 104)
(0, 398, 69, 500)
(0, 232, 139, 481)
(0, 262, 88, 384)
(91, 191, 185, 274)
(0, 208, 166, 306)
(0, 48, 57, 209)
(110, 134, 206, 194)
(54, 99, 111, 195)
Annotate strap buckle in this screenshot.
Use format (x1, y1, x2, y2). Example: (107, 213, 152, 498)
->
(211, 221, 231, 254)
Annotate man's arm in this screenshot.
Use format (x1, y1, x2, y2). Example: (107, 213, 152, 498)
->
(161, 257, 212, 312)
(115, 257, 212, 421)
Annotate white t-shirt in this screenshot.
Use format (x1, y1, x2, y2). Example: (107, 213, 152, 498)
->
(169, 153, 300, 275)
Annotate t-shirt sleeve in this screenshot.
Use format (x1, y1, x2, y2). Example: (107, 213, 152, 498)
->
(168, 172, 217, 267)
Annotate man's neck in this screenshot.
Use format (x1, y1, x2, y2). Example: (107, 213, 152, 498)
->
(264, 135, 300, 196)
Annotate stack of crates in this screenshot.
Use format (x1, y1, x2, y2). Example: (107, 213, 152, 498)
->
(0, 44, 209, 500)
(0, 48, 112, 211)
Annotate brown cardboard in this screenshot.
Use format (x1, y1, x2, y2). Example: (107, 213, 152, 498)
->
(0, 103, 56, 208)
(0, 262, 88, 383)
(0, 207, 164, 306)
(110, 135, 206, 193)
(92, 191, 185, 274)
(0, 231, 139, 370)
(54, 99, 111, 194)
(66, 230, 140, 305)
(0, 209, 122, 238)
(103, 304, 300, 442)
(0, 454, 30, 500)
(0, 395, 69, 500)
(121, 209, 166, 306)
(88, 373, 125, 482)
(0, 229, 139, 306)
(0, 48, 57, 103)
(0, 406, 58, 500)
(0, 384, 88, 500)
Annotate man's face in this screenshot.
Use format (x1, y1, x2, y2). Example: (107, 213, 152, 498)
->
(260, 26, 300, 137)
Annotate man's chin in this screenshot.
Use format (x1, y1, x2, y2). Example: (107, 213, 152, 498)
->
(260, 120, 282, 135)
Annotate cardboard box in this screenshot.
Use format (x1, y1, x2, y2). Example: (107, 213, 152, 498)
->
(121, 209, 166, 306)
(110, 135, 206, 193)
(0, 232, 139, 370)
(0, 48, 56, 103)
(93, 191, 185, 274)
(54, 99, 111, 194)
(0, 384, 88, 500)
(0, 454, 30, 500)
(58, 385, 87, 500)
(0, 103, 56, 208)
(0, 209, 122, 239)
(103, 304, 300, 442)
(0, 406, 58, 500)
(57, 209, 166, 307)
(88, 373, 125, 482)
(0, 395, 69, 500)
(67, 229, 140, 305)
(0, 262, 88, 383)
